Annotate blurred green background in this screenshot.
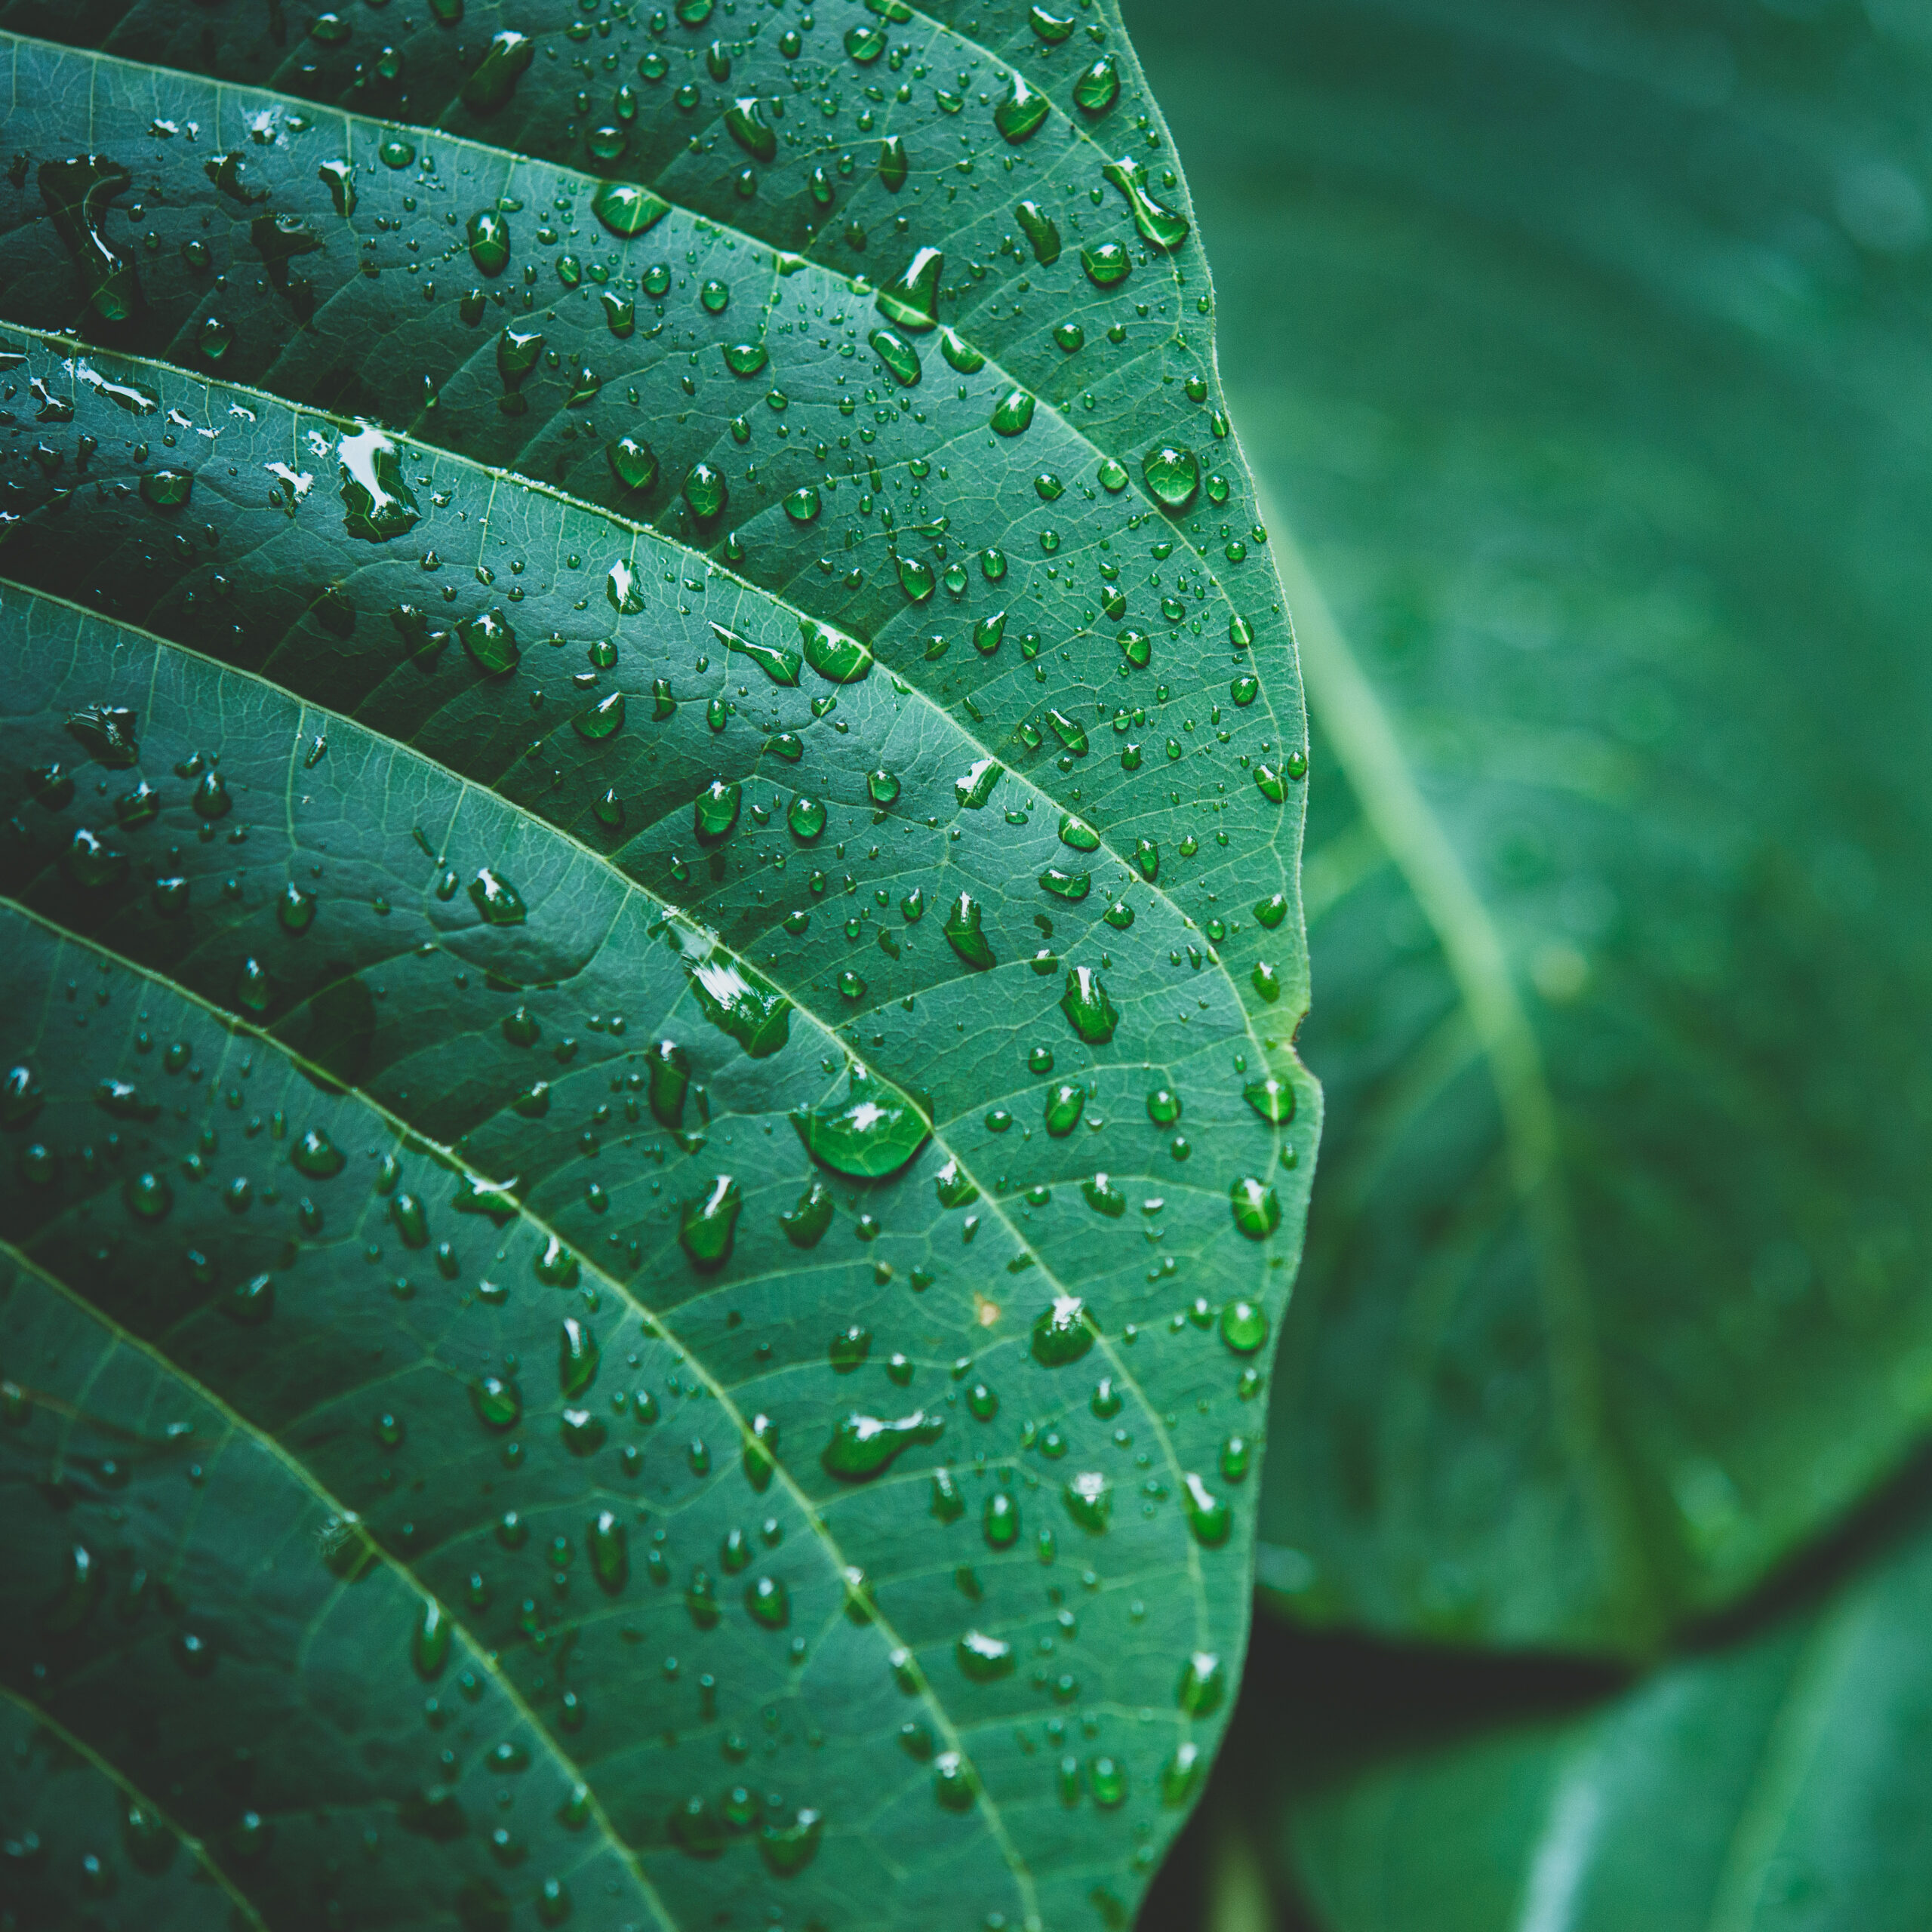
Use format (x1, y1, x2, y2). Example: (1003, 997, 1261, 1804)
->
(1121, 0, 1932, 1921)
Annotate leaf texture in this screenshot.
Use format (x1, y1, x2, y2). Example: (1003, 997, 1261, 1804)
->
(0, 5, 1314, 1928)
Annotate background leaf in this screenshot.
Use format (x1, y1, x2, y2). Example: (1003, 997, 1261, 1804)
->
(1126, 0, 1932, 1652)
(1263, 1459, 1932, 1932)
(0, 5, 1315, 1926)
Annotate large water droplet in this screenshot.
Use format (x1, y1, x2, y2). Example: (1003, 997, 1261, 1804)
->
(876, 245, 943, 332)
(337, 424, 420, 541)
(1181, 1472, 1231, 1546)
(801, 617, 872, 682)
(588, 1509, 628, 1592)
(688, 953, 791, 1057)
(957, 1629, 1014, 1679)
(821, 1410, 943, 1481)
(694, 778, 741, 842)
(460, 29, 534, 113)
(1143, 443, 1201, 513)
(792, 1064, 930, 1179)
(1059, 967, 1118, 1044)
(1073, 54, 1121, 113)
(1102, 153, 1190, 249)
(593, 180, 672, 237)
(990, 388, 1036, 435)
(995, 73, 1049, 143)
(1063, 1470, 1112, 1531)
(1229, 1177, 1281, 1239)
(1031, 1294, 1097, 1366)
(138, 467, 193, 510)
(466, 208, 510, 275)
(1044, 1079, 1085, 1136)
(943, 891, 995, 969)
(1015, 199, 1061, 265)
(468, 868, 526, 924)
(678, 1174, 742, 1271)
(869, 325, 921, 386)
(39, 156, 138, 321)
(724, 96, 777, 161)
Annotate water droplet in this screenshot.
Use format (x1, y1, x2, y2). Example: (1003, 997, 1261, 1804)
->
(1043, 1079, 1085, 1137)
(1181, 1472, 1231, 1546)
(760, 1807, 821, 1876)
(574, 691, 626, 742)
(683, 461, 728, 520)
(336, 424, 419, 542)
(678, 1174, 742, 1271)
(1138, 446, 1201, 521)
(586, 1508, 628, 1592)
(468, 867, 526, 924)
(1089, 1755, 1129, 1808)
(868, 325, 922, 386)
(777, 794, 825, 846)
(138, 466, 193, 509)
(983, 1491, 1020, 1549)
(1081, 1173, 1125, 1217)
(466, 208, 511, 275)
(1177, 1650, 1225, 1714)
(745, 1575, 789, 1627)
(688, 953, 791, 1057)
(592, 180, 672, 237)
(460, 29, 535, 113)
(1102, 153, 1190, 249)
(781, 1177, 835, 1247)
(794, 1065, 930, 1179)
(957, 1629, 1014, 1679)
(1060, 967, 1119, 1044)
(821, 1410, 944, 1481)
(694, 778, 742, 842)
(700, 277, 731, 314)
(801, 618, 872, 682)
(318, 158, 357, 217)
(878, 134, 909, 192)
(1230, 1177, 1281, 1240)
(559, 1315, 600, 1398)
(1031, 1294, 1096, 1366)
(940, 327, 984, 374)
(1063, 1470, 1112, 1531)
(783, 484, 822, 523)
(469, 1374, 522, 1429)
(124, 1169, 172, 1220)
(724, 96, 777, 162)
(413, 1597, 450, 1678)
(1006, 205, 1063, 282)
(990, 388, 1035, 435)
(876, 245, 943, 332)
(39, 155, 139, 321)
(866, 767, 901, 807)
(995, 70, 1051, 143)
(1081, 241, 1131, 288)
(1161, 1743, 1204, 1807)
(1073, 54, 1121, 113)
(458, 608, 520, 675)
(933, 1752, 977, 1810)
(943, 891, 995, 969)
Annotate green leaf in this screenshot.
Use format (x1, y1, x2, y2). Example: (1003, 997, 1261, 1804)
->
(0, 5, 1315, 1923)
(1131, 0, 1932, 1650)
(1272, 1476, 1932, 1932)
